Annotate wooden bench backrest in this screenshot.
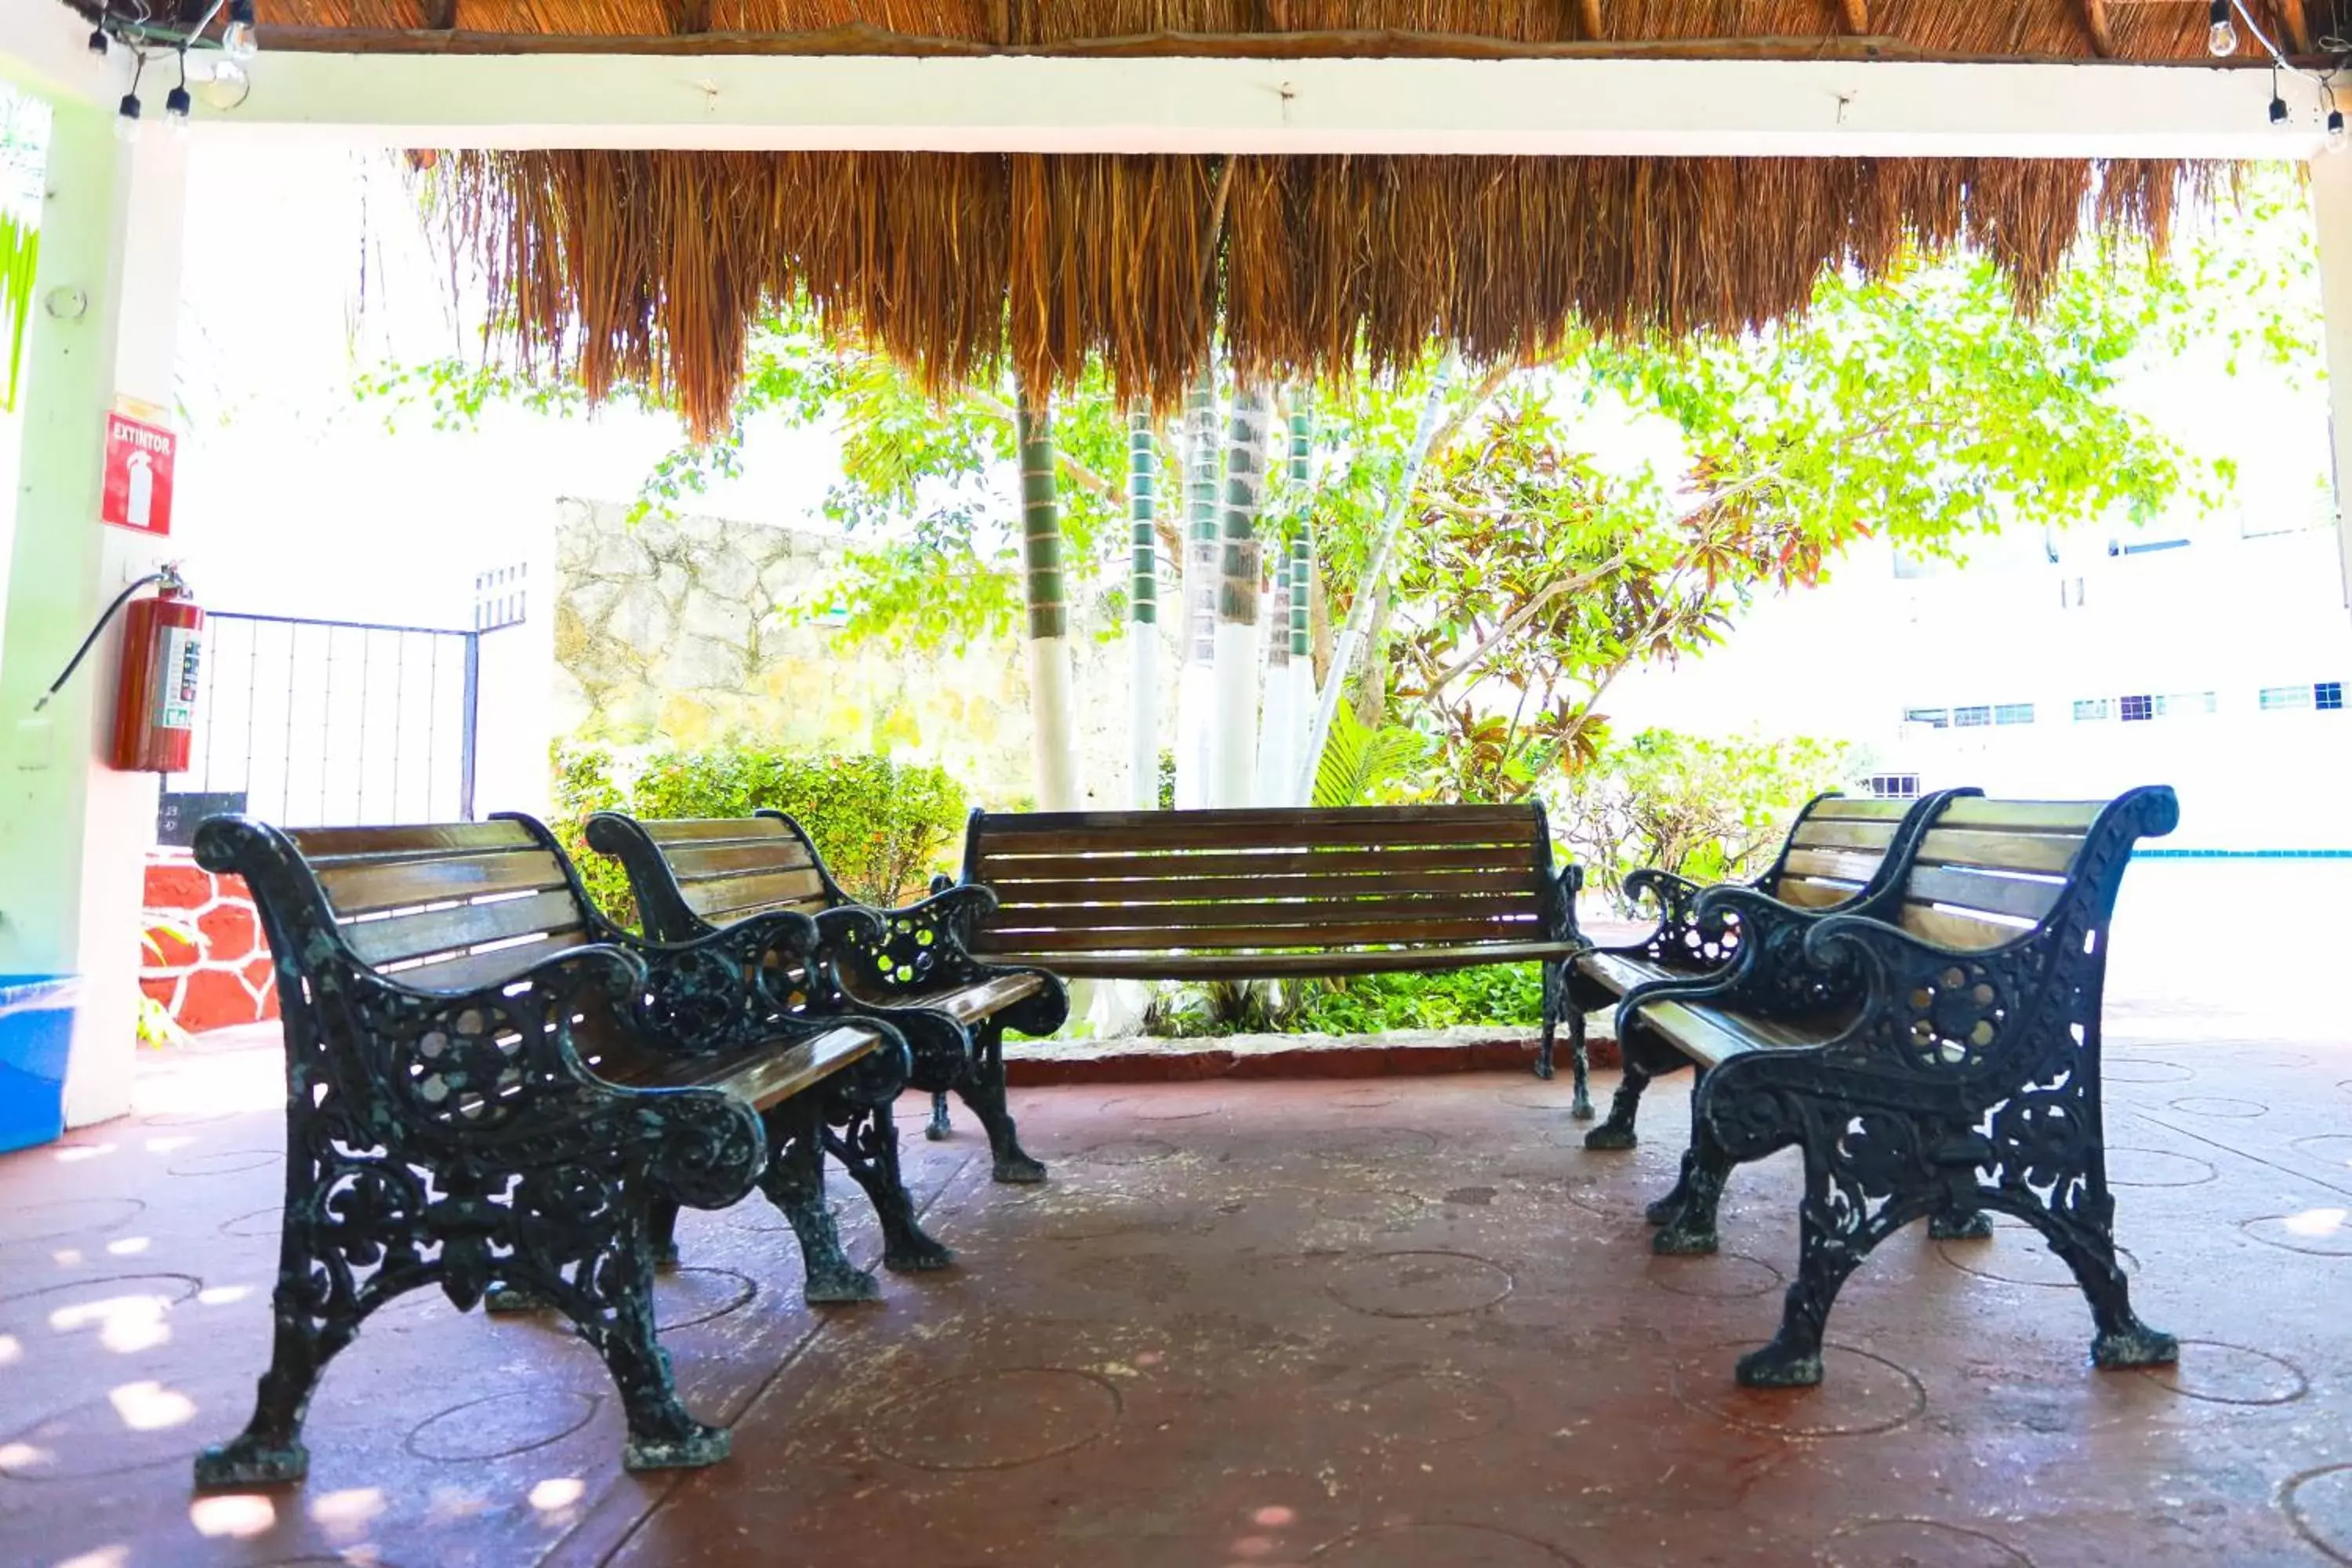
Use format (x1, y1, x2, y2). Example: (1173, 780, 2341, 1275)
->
(284, 821, 596, 990)
(622, 817, 835, 926)
(1762, 796, 1918, 910)
(964, 804, 1559, 957)
(1888, 798, 2104, 951)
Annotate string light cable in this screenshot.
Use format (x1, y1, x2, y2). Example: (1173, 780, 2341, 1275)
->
(2214, 0, 2350, 145)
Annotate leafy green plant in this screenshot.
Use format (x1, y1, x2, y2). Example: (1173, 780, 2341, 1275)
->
(136, 913, 198, 1049)
(1292, 967, 1549, 1035)
(1311, 703, 1435, 808)
(0, 212, 37, 414)
(553, 744, 971, 916)
(1552, 728, 1854, 912)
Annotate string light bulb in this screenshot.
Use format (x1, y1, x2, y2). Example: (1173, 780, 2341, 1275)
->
(114, 93, 142, 145)
(2331, 107, 2348, 151)
(223, 0, 260, 64)
(165, 85, 193, 138)
(2271, 92, 2292, 125)
(2209, 0, 2239, 56)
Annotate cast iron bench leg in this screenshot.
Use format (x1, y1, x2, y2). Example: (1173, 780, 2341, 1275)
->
(826, 1103, 955, 1272)
(759, 1098, 881, 1304)
(927, 1089, 953, 1141)
(558, 1238, 731, 1471)
(959, 1025, 1047, 1184)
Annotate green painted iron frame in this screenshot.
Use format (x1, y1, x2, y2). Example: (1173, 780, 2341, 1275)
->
(587, 807, 1071, 1187)
(187, 814, 926, 1490)
(1620, 786, 2180, 1388)
(1564, 787, 1973, 1150)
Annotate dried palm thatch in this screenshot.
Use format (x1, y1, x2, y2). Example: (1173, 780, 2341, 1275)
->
(251, 0, 2294, 64)
(434, 148, 2208, 438)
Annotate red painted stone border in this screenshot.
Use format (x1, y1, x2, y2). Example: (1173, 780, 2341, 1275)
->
(140, 849, 278, 1036)
(1005, 1029, 1623, 1087)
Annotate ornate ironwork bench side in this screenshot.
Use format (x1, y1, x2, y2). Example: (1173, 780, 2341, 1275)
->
(583, 809, 1070, 1188)
(946, 803, 1588, 1108)
(1566, 787, 1974, 1150)
(189, 815, 918, 1490)
(1617, 787, 2180, 1389)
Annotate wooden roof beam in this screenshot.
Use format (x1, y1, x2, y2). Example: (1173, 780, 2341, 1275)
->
(1835, 1, 1869, 33)
(425, 0, 459, 30)
(2278, 0, 2315, 57)
(1576, 2, 1603, 42)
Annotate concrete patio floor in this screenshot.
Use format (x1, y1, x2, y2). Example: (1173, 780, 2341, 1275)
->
(3, 992, 2351, 1568)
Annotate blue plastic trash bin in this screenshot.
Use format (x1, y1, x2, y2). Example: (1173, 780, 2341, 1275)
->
(0, 975, 79, 1154)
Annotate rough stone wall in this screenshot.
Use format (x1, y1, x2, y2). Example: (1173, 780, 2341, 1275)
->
(140, 851, 277, 1034)
(554, 499, 1178, 805)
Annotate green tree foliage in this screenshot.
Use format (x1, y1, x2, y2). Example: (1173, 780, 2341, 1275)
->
(1552, 728, 1855, 912)
(1309, 703, 1433, 808)
(550, 745, 969, 921)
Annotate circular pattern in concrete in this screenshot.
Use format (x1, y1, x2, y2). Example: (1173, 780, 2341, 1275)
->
(2165, 1096, 2267, 1120)
(2239, 1210, 2352, 1258)
(1328, 1089, 1401, 1109)
(655, 1267, 758, 1334)
(139, 1108, 239, 1128)
(2102, 1058, 2196, 1085)
(219, 1207, 282, 1240)
(1672, 1343, 1927, 1438)
(1348, 1369, 1513, 1445)
(1645, 1250, 1786, 1300)
(1495, 1083, 1591, 1112)
(1936, 1226, 2139, 1289)
(1076, 1135, 1182, 1167)
(2138, 1340, 2309, 1407)
(1302, 1187, 1426, 1226)
(1312, 1521, 1579, 1566)
(2283, 1463, 2352, 1565)
(1818, 1518, 2034, 1566)
(2105, 1147, 2219, 1188)
(0, 1374, 253, 1480)
(1301, 1127, 1441, 1163)
(405, 1389, 603, 1462)
(1099, 1094, 1226, 1122)
(0, 1196, 144, 1246)
(2291, 1134, 2352, 1173)
(0, 1273, 205, 1339)
(1327, 1250, 1515, 1319)
(867, 1368, 1121, 1471)
(166, 1149, 280, 1178)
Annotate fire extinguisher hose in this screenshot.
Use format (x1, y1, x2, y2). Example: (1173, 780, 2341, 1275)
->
(31, 565, 183, 713)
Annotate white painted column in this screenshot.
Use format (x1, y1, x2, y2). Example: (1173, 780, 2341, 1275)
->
(0, 102, 191, 1128)
(2312, 152, 2352, 613)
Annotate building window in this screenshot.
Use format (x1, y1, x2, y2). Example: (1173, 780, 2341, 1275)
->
(2261, 684, 2314, 712)
(2157, 691, 2216, 717)
(1952, 706, 1994, 728)
(1903, 707, 1949, 729)
(2320, 681, 2345, 711)
(1867, 774, 1921, 800)
(2118, 694, 2154, 722)
(2073, 699, 2110, 721)
(1994, 703, 2035, 726)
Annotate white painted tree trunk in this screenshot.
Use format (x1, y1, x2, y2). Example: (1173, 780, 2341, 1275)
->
(1125, 399, 1161, 809)
(1016, 383, 1080, 811)
(1214, 385, 1270, 807)
(1174, 365, 1220, 809)
(1294, 358, 1454, 804)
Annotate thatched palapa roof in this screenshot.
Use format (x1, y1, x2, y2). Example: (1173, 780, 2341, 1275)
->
(238, 2, 2274, 430)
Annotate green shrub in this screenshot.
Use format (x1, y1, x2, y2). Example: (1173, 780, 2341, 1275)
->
(1292, 966, 1548, 1034)
(1552, 728, 1855, 913)
(552, 744, 970, 920)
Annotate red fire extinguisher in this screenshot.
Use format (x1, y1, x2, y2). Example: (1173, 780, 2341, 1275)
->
(34, 564, 205, 773)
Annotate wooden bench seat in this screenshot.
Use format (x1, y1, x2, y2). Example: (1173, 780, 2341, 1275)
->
(1617, 788, 2181, 1392)
(950, 803, 1590, 1112)
(1570, 788, 1967, 1150)
(190, 814, 927, 1490)
(588, 809, 1070, 1183)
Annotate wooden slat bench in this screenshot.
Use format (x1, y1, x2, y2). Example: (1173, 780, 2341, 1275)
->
(949, 804, 1588, 1112)
(586, 809, 1070, 1184)
(1570, 788, 1971, 1150)
(1617, 788, 2181, 1390)
(188, 815, 926, 1490)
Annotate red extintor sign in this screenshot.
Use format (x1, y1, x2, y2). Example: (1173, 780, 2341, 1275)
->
(100, 411, 176, 537)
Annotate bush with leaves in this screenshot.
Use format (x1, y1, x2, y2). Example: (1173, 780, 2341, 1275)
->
(1552, 728, 1855, 913)
(552, 745, 970, 923)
